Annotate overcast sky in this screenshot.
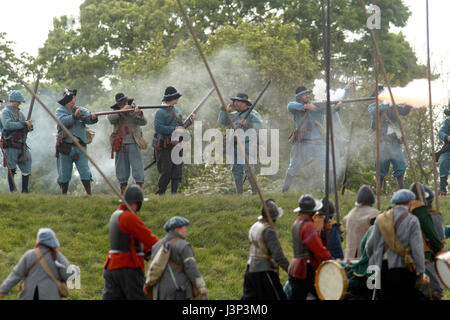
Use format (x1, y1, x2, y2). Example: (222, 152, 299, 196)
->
(0, 0, 448, 85)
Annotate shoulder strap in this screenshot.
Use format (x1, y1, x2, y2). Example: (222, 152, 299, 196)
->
(377, 209, 409, 257)
(166, 107, 182, 126)
(34, 248, 61, 284)
(26, 249, 50, 277)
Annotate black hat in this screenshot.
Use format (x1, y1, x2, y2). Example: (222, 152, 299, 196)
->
(124, 184, 144, 212)
(58, 88, 77, 106)
(231, 93, 252, 106)
(356, 185, 376, 206)
(318, 197, 335, 218)
(294, 194, 323, 214)
(295, 86, 312, 97)
(162, 86, 182, 102)
(259, 199, 284, 222)
(111, 93, 134, 110)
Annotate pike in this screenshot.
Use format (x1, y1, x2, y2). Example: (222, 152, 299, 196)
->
(19, 73, 40, 162)
(341, 121, 355, 195)
(144, 87, 216, 171)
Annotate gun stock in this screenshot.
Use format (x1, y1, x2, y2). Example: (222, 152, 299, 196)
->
(182, 87, 215, 129)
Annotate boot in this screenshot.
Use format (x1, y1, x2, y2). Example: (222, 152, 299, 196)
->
(282, 174, 294, 193)
(396, 175, 404, 190)
(21, 175, 30, 193)
(235, 179, 244, 194)
(171, 179, 181, 194)
(7, 169, 16, 193)
(248, 177, 258, 195)
(440, 176, 448, 195)
(60, 182, 69, 195)
(120, 184, 127, 195)
(81, 180, 92, 195)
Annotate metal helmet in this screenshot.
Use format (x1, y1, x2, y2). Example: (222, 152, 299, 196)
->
(409, 182, 425, 201)
(259, 199, 284, 222)
(318, 197, 335, 218)
(294, 194, 323, 214)
(124, 184, 144, 212)
(356, 185, 375, 206)
(423, 185, 434, 205)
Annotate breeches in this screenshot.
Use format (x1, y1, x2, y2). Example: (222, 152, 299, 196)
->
(57, 145, 91, 183)
(3, 146, 32, 174)
(115, 143, 144, 185)
(375, 142, 406, 178)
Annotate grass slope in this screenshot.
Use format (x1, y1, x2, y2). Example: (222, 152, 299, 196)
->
(0, 191, 448, 300)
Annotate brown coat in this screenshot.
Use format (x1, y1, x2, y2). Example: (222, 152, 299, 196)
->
(343, 205, 379, 260)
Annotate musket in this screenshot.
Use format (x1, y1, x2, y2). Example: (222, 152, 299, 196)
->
(312, 85, 384, 108)
(91, 105, 169, 117)
(182, 87, 215, 129)
(19, 73, 40, 162)
(235, 80, 271, 129)
(144, 88, 216, 171)
(341, 121, 355, 195)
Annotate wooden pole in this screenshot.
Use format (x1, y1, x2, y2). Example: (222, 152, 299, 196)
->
(425, 0, 440, 211)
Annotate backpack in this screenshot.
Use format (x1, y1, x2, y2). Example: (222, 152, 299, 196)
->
(145, 237, 180, 287)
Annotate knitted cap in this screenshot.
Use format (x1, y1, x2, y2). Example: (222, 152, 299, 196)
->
(37, 228, 60, 248)
(164, 216, 190, 232)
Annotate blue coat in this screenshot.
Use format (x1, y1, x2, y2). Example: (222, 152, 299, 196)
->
(55, 105, 98, 144)
(218, 107, 263, 136)
(154, 106, 183, 140)
(438, 118, 450, 176)
(368, 103, 410, 139)
(0, 105, 28, 143)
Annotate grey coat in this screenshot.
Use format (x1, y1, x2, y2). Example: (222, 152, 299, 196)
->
(0, 245, 71, 300)
(151, 231, 205, 300)
(108, 111, 147, 144)
(366, 205, 425, 274)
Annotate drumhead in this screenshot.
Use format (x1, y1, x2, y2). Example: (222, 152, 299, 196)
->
(435, 251, 450, 290)
(315, 260, 348, 300)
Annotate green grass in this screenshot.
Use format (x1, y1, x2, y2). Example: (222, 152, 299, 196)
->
(0, 191, 448, 300)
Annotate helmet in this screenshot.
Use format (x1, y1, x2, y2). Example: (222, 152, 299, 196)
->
(259, 199, 284, 222)
(423, 185, 434, 205)
(318, 197, 335, 218)
(8, 90, 26, 103)
(294, 194, 322, 214)
(356, 185, 375, 206)
(124, 184, 144, 211)
(409, 182, 425, 201)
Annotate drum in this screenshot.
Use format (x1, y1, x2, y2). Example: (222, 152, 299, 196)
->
(315, 260, 348, 300)
(434, 251, 450, 290)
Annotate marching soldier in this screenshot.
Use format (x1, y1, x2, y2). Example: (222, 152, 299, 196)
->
(242, 199, 289, 300)
(218, 93, 263, 194)
(108, 93, 147, 194)
(0, 90, 33, 193)
(55, 89, 98, 195)
(282, 85, 347, 193)
(368, 102, 413, 190)
(153, 86, 193, 195)
(288, 195, 331, 300)
(102, 184, 159, 300)
(366, 189, 429, 300)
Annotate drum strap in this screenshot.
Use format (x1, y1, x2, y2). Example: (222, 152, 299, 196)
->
(292, 220, 310, 259)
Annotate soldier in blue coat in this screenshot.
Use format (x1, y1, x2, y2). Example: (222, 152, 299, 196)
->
(218, 93, 263, 194)
(282, 86, 344, 193)
(0, 91, 33, 192)
(368, 102, 412, 190)
(55, 89, 98, 195)
(153, 86, 194, 195)
(437, 116, 450, 195)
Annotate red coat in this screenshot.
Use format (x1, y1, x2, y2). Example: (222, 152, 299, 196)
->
(104, 205, 159, 271)
(288, 215, 331, 279)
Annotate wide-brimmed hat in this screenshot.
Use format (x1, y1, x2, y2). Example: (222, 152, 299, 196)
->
(294, 194, 323, 214)
(295, 86, 312, 98)
(231, 93, 252, 106)
(162, 86, 182, 102)
(111, 93, 134, 109)
(37, 228, 60, 248)
(164, 216, 190, 232)
(58, 88, 77, 106)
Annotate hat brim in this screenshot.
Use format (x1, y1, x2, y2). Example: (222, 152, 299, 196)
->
(162, 93, 182, 102)
(111, 98, 134, 109)
(295, 89, 312, 97)
(258, 207, 284, 221)
(231, 97, 252, 106)
(293, 200, 323, 213)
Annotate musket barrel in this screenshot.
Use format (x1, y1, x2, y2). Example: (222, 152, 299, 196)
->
(91, 105, 169, 116)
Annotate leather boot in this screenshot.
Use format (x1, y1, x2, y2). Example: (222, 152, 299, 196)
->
(21, 175, 30, 193)
(171, 179, 181, 194)
(282, 173, 294, 193)
(247, 176, 258, 194)
(7, 169, 16, 192)
(60, 182, 69, 195)
(396, 175, 404, 190)
(120, 184, 127, 195)
(235, 179, 244, 194)
(81, 180, 92, 195)
(440, 176, 448, 195)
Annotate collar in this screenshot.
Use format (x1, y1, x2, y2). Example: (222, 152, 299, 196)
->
(167, 230, 185, 240)
(299, 214, 313, 221)
(7, 105, 19, 111)
(118, 204, 135, 214)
